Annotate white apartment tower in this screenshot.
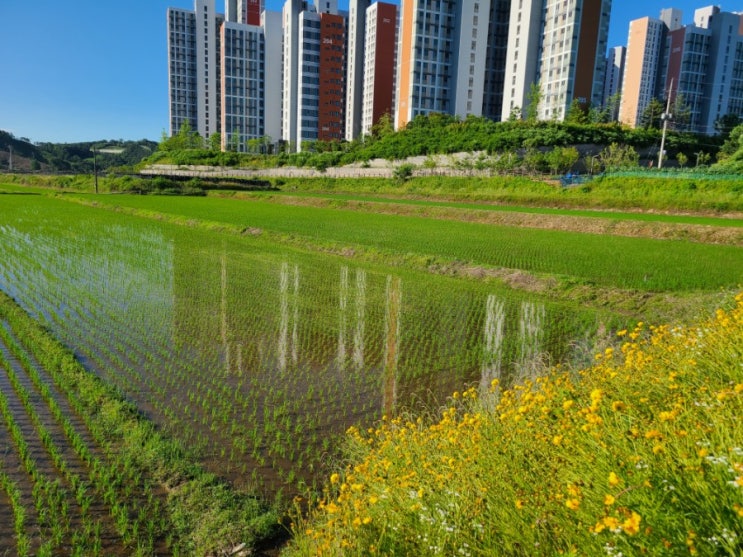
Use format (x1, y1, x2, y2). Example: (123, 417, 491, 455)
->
(346, 0, 371, 141)
(167, 0, 222, 138)
(602, 45, 625, 117)
(502, 0, 543, 118)
(281, 0, 303, 148)
(195, 0, 219, 139)
(660, 7, 683, 30)
(395, 0, 511, 129)
(453, 2, 492, 118)
(219, 22, 265, 150)
(502, 0, 612, 120)
(168, 0, 283, 151)
(537, 0, 612, 119)
(262, 10, 283, 143)
(167, 6, 198, 135)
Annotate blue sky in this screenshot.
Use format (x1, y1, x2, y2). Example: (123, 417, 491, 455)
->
(0, 0, 725, 143)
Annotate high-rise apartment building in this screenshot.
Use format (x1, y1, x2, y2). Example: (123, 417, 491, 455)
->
(395, 0, 514, 129)
(482, 0, 512, 121)
(345, 0, 370, 141)
(502, 0, 542, 118)
(360, 2, 398, 137)
(169, 0, 624, 151)
(603, 45, 625, 114)
(665, 7, 743, 133)
(168, 0, 280, 150)
(501, 0, 612, 120)
(619, 17, 667, 127)
(619, 5, 743, 134)
(537, 0, 612, 119)
(281, 0, 347, 150)
(167, 0, 222, 139)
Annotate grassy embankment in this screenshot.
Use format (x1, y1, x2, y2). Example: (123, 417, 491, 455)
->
(284, 293, 743, 556)
(4, 172, 743, 213)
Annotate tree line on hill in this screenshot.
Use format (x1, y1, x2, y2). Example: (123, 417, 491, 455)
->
(0, 130, 158, 173)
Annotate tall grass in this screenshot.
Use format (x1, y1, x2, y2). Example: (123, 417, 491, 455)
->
(285, 293, 743, 556)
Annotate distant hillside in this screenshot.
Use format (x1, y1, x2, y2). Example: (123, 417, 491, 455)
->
(0, 130, 157, 173)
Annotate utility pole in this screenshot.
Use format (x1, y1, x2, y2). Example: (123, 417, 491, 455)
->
(658, 79, 674, 170)
(93, 146, 98, 194)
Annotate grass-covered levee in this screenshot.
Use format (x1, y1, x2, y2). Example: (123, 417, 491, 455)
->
(286, 293, 743, 556)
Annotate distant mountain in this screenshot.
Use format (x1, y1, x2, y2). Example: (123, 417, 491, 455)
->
(0, 130, 158, 173)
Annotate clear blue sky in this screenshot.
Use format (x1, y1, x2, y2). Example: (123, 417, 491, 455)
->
(0, 0, 724, 143)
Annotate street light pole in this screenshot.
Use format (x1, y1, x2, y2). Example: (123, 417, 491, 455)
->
(90, 146, 124, 193)
(658, 79, 674, 170)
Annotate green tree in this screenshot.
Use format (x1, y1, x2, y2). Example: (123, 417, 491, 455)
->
(159, 120, 203, 151)
(717, 124, 743, 162)
(676, 152, 688, 168)
(525, 83, 542, 123)
(714, 114, 742, 138)
(393, 163, 415, 182)
(640, 98, 666, 130)
(370, 113, 394, 140)
(599, 143, 639, 171)
(209, 132, 222, 152)
(596, 93, 622, 123)
(546, 146, 580, 174)
(565, 99, 589, 124)
(507, 106, 522, 122)
(670, 94, 692, 131)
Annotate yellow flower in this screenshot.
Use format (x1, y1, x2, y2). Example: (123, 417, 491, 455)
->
(653, 443, 665, 455)
(515, 499, 525, 509)
(608, 472, 621, 487)
(565, 498, 581, 510)
(622, 512, 642, 535)
(658, 411, 675, 422)
(562, 400, 575, 411)
(362, 516, 372, 525)
(603, 516, 620, 530)
(604, 494, 616, 506)
(552, 435, 564, 446)
(330, 473, 340, 485)
(612, 401, 626, 412)
(325, 502, 340, 514)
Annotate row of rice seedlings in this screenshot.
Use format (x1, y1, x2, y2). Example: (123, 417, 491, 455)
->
(0, 343, 109, 553)
(0, 462, 31, 555)
(0, 290, 281, 554)
(0, 366, 73, 554)
(0, 326, 168, 554)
